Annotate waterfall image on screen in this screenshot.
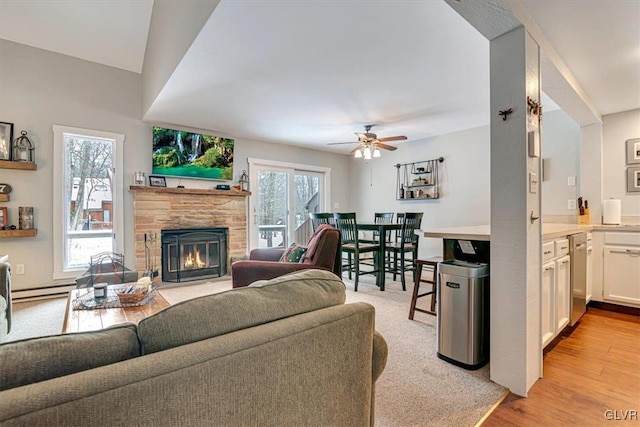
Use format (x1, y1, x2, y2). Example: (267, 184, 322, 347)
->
(152, 127, 234, 181)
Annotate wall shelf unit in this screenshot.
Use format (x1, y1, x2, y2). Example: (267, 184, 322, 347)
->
(0, 160, 37, 170)
(395, 157, 444, 200)
(0, 229, 37, 238)
(0, 194, 8, 202)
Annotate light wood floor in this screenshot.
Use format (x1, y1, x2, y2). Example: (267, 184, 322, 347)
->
(484, 308, 640, 426)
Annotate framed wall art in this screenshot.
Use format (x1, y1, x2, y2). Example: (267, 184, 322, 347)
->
(626, 138, 640, 165)
(0, 122, 14, 161)
(0, 207, 8, 227)
(627, 166, 640, 193)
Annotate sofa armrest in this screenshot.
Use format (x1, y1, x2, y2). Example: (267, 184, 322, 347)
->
(0, 262, 11, 334)
(249, 248, 285, 261)
(231, 261, 329, 288)
(372, 330, 388, 382)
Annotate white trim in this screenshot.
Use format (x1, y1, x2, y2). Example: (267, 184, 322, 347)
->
(248, 157, 331, 173)
(247, 158, 332, 250)
(52, 125, 125, 280)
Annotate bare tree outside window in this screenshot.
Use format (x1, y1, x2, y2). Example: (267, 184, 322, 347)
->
(65, 135, 114, 267)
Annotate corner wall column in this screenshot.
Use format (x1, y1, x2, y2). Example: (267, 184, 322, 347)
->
(490, 26, 542, 396)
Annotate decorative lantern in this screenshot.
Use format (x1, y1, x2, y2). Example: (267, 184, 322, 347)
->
(13, 130, 35, 162)
(239, 170, 249, 192)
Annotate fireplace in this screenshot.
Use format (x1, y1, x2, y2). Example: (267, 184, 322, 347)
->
(161, 228, 228, 283)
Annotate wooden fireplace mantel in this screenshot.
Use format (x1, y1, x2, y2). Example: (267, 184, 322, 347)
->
(129, 185, 251, 197)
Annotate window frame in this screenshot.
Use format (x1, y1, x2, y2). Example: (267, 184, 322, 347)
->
(52, 125, 124, 281)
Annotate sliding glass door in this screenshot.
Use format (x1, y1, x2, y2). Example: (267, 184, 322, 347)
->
(256, 168, 290, 249)
(249, 160, 330, 250)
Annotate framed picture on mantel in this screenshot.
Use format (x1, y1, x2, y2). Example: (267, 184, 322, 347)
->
(149, 175, 167, 187)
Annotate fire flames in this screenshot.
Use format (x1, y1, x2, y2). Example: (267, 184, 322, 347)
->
(184, 248, 206, 269)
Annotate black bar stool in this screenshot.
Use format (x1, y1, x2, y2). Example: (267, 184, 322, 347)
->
(409, 257, 442, 319)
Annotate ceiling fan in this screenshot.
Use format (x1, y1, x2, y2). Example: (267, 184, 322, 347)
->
(327, 125, 407, 159)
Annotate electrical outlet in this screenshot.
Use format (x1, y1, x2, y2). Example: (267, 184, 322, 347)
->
(568, 199, 576, 210)
(333, 202, 339, 209)
(15, 264, 25, 275)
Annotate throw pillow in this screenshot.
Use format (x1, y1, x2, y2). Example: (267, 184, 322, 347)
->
(279, 243, 308, 263)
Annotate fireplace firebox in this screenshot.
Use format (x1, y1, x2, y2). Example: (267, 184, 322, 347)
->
(161, 228, 228, 283)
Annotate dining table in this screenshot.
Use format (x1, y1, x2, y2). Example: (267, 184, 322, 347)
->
(356, 222, 402, 291)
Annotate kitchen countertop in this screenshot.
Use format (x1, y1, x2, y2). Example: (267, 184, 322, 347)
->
(420, 223, 640, 241)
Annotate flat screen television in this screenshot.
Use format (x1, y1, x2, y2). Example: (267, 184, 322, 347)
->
(152, 127, 234, 181)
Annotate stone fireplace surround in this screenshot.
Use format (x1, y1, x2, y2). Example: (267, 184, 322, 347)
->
(129, 186, 249, 282)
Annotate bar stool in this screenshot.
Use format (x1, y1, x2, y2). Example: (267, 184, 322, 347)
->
(409, 257, 442, 319)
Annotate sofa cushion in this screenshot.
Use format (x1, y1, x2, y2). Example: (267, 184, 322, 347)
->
(0, 323, 140, 391)
(138, 269, 346, 354)
(279, 242, 308, 262)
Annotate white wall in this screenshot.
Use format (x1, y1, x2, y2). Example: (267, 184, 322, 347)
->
(142, 0, 221, 114)
(0, 40, 350, 291)
(0, 40, 147, 291)
(541, 109, 581, 215)
(349, 125, 490, 258)
(602, 109, 640, 217)
(580, 123, 603, 223)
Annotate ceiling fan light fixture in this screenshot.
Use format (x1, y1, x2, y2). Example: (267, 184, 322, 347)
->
(373, 147, 381, 158)
(354, 148, 363, 158)
(363, 145, 372, 160)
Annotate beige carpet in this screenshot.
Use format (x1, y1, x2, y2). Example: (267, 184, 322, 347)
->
(7, 274, 505, 426)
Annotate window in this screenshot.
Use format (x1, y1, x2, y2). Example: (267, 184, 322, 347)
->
(53, 125, 124, 280)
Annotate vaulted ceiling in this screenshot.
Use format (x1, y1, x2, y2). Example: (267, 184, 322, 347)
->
(1, 0, 638, 152)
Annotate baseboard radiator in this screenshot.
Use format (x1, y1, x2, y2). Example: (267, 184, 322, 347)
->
(12, 282, 76, 302)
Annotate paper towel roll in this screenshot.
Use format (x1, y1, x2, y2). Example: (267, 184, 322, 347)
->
(603, 199, 621, 225)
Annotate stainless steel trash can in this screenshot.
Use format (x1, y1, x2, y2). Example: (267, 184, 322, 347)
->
(437, 260, 489, 370)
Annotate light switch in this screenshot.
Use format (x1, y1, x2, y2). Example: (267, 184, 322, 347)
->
(567, 176, 576, 186)
(529, 172, 538, 193)
(333, 202, 339, 209)
(528, 131, 540, 158)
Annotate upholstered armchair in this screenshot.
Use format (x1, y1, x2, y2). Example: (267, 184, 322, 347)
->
(0, 262, 12, 342)
(232, 224, 341, 288)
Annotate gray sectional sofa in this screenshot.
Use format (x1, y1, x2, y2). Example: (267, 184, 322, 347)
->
(0, 269, 388, 426)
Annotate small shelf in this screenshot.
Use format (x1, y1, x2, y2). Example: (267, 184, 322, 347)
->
(0, 229, 37, 238)
(395, 157, 444, 201)
(405, 184, 436, 189)
(0, 194, 8, 202)
(0, 160, 37, 170)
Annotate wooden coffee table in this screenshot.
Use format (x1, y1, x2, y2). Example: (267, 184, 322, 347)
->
(62, 287, 170, 334)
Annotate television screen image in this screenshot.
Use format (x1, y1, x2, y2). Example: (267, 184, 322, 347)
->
(152, 127, 234, 181)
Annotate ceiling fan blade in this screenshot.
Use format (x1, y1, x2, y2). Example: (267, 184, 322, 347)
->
(355, 132, 368, 141)
(377, 135, 407, 142)
(375, 142, 398, 151)
(327, 141, 358, 145)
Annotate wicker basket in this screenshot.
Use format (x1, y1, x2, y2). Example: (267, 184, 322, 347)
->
(115, 286, 148, 304)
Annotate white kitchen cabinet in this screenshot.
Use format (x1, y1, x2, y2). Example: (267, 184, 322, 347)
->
(541, 261, 556, 347)
(541, 237, 572, 348)
(586, 245, 593, 303)
(555, 254, 571, 332)
(603, 246, 640, 306)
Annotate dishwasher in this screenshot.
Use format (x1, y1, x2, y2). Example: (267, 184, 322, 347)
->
(569, 233, 587, 326)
